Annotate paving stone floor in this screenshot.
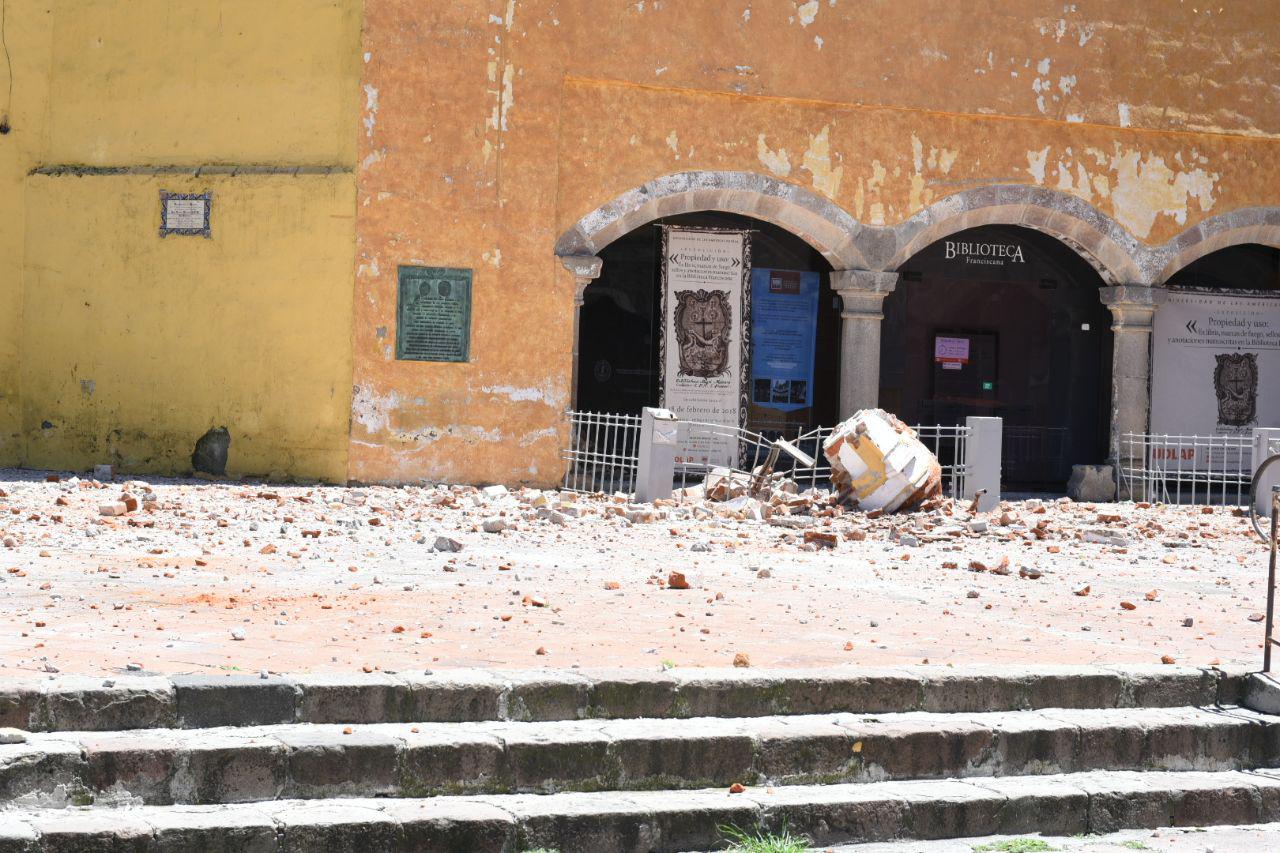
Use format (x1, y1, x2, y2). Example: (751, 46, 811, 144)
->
(0, 469, 1270, 676)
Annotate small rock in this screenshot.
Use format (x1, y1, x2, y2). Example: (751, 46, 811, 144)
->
(230, 628, 246, 641)
(433, 536, 464, 553)
(732, 652, 750, 668)
(667, 571, 691, 590)
(481, 518, 507, 534)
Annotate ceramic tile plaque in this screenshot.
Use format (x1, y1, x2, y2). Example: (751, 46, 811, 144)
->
(159, 191, 211, 237)
(396, 266, 472, 362)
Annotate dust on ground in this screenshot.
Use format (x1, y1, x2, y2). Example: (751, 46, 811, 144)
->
(0, 469, 1270, 677)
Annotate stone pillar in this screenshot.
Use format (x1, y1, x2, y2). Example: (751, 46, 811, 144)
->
(1099, 285, 1166, 462)
(830, 270, 899, 418)
(559, 255, 603, 410)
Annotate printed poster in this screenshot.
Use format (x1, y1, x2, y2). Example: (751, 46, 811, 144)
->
(1150, 289, 1280, 471)
(750, 269, 819, 415)
(659, 227, 750, 468)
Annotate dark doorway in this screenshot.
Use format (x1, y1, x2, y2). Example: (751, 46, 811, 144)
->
(576, 212, 839, 433)
(1165, 243, 1280, 291)
(880, 225, 1113, 490)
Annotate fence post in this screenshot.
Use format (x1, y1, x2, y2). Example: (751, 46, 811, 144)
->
(1254, 428, 1280, 516)
(964, 416, 1002, 512)
(636, 407, 679, 503)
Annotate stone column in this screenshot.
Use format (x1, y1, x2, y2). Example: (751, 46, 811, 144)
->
(1099, 285, 1166, 462)
(559, 255, 603, 409)
(830, 270, 899, 418)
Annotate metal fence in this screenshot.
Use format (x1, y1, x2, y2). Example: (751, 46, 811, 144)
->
(1114, 432, 1255, 506)
(561, 410, 642, 494)
(562, 410, 969, 497)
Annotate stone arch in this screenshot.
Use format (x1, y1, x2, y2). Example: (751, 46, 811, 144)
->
(1154, 207, 1280, 284)
(554, 170, 871, 270)
(879, 186, 1149, 285)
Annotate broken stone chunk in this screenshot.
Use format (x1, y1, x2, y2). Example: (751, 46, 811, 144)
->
(821, 408, 942, 513)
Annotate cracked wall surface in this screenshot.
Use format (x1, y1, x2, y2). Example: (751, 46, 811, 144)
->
(353, 0, 1280, 485)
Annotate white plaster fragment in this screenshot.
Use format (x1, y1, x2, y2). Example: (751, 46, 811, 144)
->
(362, 85, 379, 138)
(756, 134, 791, 177)
(800, 125, 843, 199)
(796, 0, 819, 26)
(1026, 146, 1050, 184)
(352, 386, 400, 435)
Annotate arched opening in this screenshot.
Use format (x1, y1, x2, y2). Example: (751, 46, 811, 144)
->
(576, 211, 840, 432)
(1149, 243, 1280, 445)
(880, 224, 1113, 490)
(1164, 243, 1280, 291)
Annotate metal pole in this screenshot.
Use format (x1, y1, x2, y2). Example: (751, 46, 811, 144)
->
(1266, 485, 1279, 673)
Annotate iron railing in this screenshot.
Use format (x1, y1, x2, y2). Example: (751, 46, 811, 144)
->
(1114, 432, 1254, 506)
(561, 410, 642, 495)
(562, 410, 969, 497)
(1252, 455, 1280, 672)
(780, 423, 968, 497)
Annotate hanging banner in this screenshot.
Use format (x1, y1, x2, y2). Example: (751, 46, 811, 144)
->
(1150, 289, 1280, 471)
(659, 227, 751, 468)
(750, 269, 819, 415)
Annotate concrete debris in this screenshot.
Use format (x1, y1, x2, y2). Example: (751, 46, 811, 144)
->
(822, 408, 942, 513)
(0, 457, 1260, 674)
(1068, 463, 1116, 502)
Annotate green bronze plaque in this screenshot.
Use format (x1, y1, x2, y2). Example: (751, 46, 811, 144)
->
(396, 266, 472, 362)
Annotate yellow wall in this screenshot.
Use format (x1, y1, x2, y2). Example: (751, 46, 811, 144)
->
(22, 172, 356, 480)
(1, 0, 362, 481)
(0, 2, 53, 466)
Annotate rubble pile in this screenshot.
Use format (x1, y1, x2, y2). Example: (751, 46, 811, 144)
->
(0, 463, 1265, 675)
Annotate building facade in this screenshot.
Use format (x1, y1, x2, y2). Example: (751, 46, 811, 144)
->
(1, 2, 1278, 486)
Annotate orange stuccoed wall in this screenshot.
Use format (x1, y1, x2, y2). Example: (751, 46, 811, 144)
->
(350, 1, 1280, 486)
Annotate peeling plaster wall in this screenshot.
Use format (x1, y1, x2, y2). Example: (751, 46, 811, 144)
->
(354, 0, 1280, 486)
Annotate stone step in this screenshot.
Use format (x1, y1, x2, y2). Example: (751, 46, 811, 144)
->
(0, 665, 1248, 732)
(3, 706, 1275, 807)
(3, 769, 1280, 851)
(820, 822, 1280, 852)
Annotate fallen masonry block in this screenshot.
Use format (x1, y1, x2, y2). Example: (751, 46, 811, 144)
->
(433, 536, 463, 553)
(98, 502, 128, 517)
(803, 530, 838, 549)
(822, 408, 941, 513)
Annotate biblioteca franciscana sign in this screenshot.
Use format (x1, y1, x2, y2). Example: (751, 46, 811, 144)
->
(944, 240, 1025, 266)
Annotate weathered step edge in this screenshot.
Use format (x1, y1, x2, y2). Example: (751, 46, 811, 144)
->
(3, 770, 1280, 852)
(0, 664, 1253, 733)
(4, 707, 1277, 808)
